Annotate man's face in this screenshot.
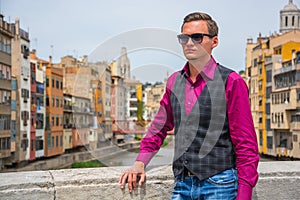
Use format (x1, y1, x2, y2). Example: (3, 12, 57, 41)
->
(181, 20, 218, 62)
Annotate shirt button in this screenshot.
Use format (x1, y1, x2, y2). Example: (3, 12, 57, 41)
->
(191, 86, 194, 89)
(188, 101, 191, 105)
(184, 160, 188, 164)
(185, 147, 189, 152)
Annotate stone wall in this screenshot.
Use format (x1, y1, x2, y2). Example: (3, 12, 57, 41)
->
(0, 161, 299, 200)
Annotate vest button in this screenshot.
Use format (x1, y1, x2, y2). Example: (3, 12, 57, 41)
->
(185, 147, 189, 152)
(184, 160, 188, 164)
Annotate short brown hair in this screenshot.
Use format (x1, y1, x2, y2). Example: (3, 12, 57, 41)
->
(181, 12, 218, 36)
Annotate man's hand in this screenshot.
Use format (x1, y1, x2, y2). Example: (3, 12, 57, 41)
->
(119, 161, 146, 193)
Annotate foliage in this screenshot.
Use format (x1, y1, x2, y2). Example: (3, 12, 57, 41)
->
(71, 160, 106, 168)
(161, 139, 169, 148)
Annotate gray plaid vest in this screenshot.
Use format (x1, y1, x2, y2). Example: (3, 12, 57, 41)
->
(170, 64, 236, 181)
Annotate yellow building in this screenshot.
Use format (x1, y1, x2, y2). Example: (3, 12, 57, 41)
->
(245, 0, 300, 159)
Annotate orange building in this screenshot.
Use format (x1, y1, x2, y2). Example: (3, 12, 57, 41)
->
(45, 57, 64, 157)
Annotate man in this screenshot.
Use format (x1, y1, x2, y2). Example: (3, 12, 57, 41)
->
(119, 12, 259, 200)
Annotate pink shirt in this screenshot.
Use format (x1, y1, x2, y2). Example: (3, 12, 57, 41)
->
(136, 57, 259, 200)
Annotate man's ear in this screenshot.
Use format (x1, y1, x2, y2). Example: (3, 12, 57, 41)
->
(212, 36, 219, 49)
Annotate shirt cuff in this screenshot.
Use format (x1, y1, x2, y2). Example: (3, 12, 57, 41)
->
(236, 183, 253, 200)
(135, 152, 155, 166)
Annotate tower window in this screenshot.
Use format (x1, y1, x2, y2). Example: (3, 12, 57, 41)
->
(286, 16, 288, 26)
(292, 16, 295, 26)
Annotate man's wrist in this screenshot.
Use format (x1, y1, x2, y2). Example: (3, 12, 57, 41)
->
(134, 161, 145, 169)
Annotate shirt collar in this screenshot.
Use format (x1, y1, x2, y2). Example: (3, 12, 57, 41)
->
(181, 56, 218, 81)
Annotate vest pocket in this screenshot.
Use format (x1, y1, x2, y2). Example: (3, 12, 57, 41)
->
(207, 168, 237, 185)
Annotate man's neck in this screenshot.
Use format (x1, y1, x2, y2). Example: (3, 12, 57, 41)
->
(188, 55, 211, 81)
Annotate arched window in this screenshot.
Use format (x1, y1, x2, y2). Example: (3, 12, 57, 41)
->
(286, 16, 288, 26)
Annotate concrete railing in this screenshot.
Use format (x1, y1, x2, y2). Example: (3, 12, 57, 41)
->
(0, 161, 300, 200)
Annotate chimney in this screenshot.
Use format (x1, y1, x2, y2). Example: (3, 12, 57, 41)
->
(49, 56, 52, 64)
(247, 37, 253, 44)
(15, 18, 20, 36)
(31, 49, 36, 56)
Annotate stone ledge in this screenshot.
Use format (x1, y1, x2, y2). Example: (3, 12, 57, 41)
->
(0, 162, 299, 200)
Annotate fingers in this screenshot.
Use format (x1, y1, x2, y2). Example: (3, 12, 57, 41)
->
(119, 172, 128, 189)
(139, 173, 146, 186)
(119, 170, 146, 192)
(127, 172, 132, 192)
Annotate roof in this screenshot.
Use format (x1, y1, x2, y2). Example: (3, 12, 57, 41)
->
(282, 0, 299, 11)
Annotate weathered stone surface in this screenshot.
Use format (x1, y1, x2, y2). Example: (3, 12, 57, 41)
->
(0, 162, 299, 200)
(0, 170, 54, 200)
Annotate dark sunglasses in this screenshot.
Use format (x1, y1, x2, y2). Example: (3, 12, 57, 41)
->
(177, 33, 214, 45)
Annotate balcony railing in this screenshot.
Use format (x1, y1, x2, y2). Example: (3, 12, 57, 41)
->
(274, 65, 295, 76)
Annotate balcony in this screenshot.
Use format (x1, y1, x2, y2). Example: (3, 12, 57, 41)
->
(0, 149, 10, 158)
(64, 105, 72, 112)
(0, 79, 11, 90)
(63, 124, 74, 129)
(274, 65, 295, 76)
(0, 103, 10, 114)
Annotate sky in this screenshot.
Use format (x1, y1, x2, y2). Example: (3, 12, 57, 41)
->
(1, 0, 298, 83)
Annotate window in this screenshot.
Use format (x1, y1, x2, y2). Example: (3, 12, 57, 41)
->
(292, 16, 295, 26)
(36, 83, 44, 94)
(267, 136, 273, 149)
(56, 116, 59, 126)
(266, 103, 270, 114)
(259, 96, 262, 106)
(11, 80, 17, 90)
(60, 135, 63, 146)
(36, 139, 43, 150)
(36, 114, 44, 129)
(266, 119, 271, 131)
(293, 134, 298, 142)
(21, 111, 29, 121)
(46, 96, 49, 106)
(56, 136, 58, 147)
(259, 131, 263, 146)
(253, 58, 257, 67)
(52, 116, 54, 127)
(259, 113, 262, 123)
(266, 87, 271, 99)
(36, 95, 44, 109)
(31, 139, 35, 151)
(21, 89, 29, 98)
(286, 16, 288, 26)
(11, 100, 16, 111)
(56, 98, 59, 107)
(51, 136, 54, 148)
(0, 64, 11, 80)
(258, 80, 262, 91)
(56, 79, 59, 89)
(47, 132, 51, 148)
(21, 139, 28, 151)
(52, 78, 55, 87)
(0, 115, 11, 130)
(46, 77, 49, 87)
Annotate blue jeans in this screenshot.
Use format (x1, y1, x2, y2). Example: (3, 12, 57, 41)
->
(171, 168, 238, 200)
